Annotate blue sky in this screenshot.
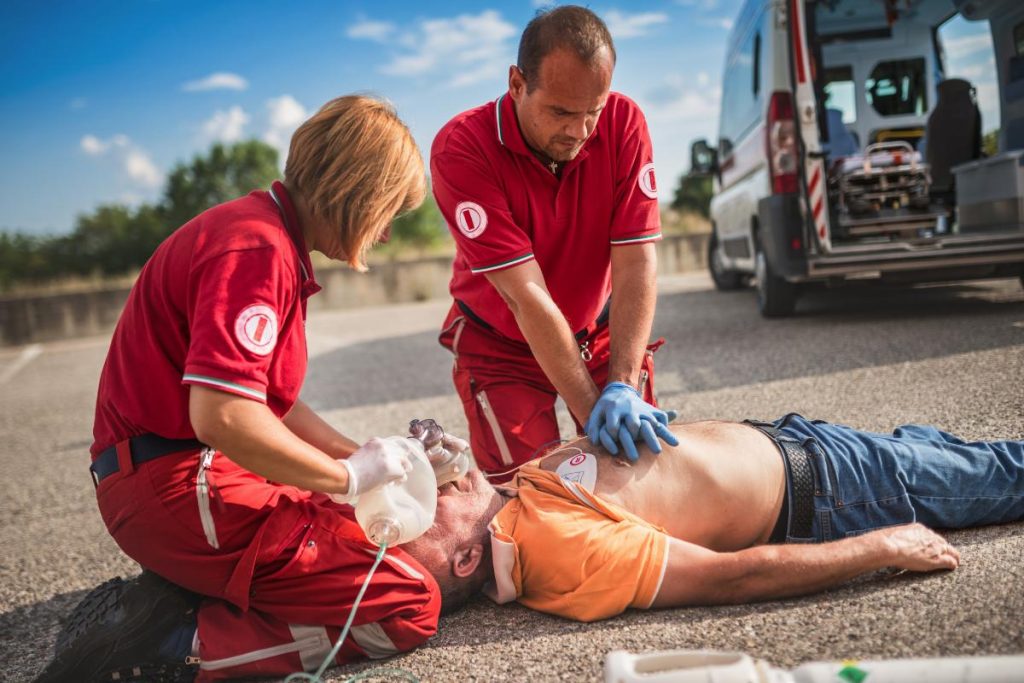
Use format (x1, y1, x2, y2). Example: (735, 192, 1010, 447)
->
(0, 0, 997, 235)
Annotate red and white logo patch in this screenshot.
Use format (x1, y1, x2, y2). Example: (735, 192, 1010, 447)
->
(454, 201, 488, 239)
(638, 162, 658, 199)
(234, 304, 278, 356)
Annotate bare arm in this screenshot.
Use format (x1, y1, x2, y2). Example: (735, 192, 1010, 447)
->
(189, 386, 352, 495)
(608, 242, 658, 388)
(485, 261, 600, 424)
(652, 523, 960, 608)
(283, 398, 360, 459)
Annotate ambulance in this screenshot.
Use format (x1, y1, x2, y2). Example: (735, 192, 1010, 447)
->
(690, 0, 1024, 315)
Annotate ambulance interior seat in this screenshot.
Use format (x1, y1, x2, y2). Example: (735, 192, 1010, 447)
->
(823, 107, 859, 159)
(924, 78, 982, 202)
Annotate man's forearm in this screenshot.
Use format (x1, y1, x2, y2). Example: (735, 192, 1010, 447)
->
(283, 399, 360, 458)
(608, 243, 657, 388)
(510, 289, 599, 423)
(724, 533, 894, 603)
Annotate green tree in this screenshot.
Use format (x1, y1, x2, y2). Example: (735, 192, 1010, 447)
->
(388, 192, 446, 249)
(982, 129, 999, 157)
(671, 172, 713, 218)
(64, 203, 166, 276)
(162, 140, 279, 230)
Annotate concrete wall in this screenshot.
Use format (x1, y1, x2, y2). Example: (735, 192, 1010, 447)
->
(0, 233, 708, 347)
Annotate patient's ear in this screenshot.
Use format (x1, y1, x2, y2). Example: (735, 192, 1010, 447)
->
(452, 542, 485, 578)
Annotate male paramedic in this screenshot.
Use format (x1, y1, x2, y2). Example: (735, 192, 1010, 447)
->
(402, 414, 1023, 622)
(35, 96, 444, 683)
(433, 5, 678, 478)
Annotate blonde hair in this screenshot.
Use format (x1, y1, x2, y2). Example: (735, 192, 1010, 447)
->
(284, 95, 425, 270)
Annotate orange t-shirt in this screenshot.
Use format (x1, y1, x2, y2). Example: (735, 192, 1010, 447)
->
(487, 463, 669, 622)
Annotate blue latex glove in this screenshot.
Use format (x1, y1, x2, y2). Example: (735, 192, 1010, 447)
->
(585, 382, 680, 462)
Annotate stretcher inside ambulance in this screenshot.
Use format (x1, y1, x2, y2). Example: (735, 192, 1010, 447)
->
(693, 0, 1024, 317)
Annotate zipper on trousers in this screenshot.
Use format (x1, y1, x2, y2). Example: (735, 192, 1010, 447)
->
(196, 447, 220, 549)
(476, 390, 514, 466)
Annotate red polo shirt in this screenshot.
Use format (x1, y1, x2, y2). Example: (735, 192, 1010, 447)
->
(92, 181, 321, 457)
(431, 91, 661, 343)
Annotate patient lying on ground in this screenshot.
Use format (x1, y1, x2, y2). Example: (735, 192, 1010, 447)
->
(402, 415, 1024, 621)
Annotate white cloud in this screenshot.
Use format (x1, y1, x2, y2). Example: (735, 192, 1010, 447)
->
(377, 10, 517, 88)
(202, 105, 250, 143)
(944, 33, 991, 60)
(80, 135, 106, 156)
(124, 150, 161, 188)
(698, 16, 733, 30)
(603, 10, 669, 39)
(346, 18, 396, 41)
(264, 95, 308, 163)
(80, 134, 162, 189)
(182, 72, 249, 92)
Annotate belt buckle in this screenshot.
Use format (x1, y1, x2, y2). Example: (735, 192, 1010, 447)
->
(90, 467, 100, 488)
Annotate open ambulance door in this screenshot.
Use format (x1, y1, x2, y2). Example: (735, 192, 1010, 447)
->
(785, 0, 833, 253)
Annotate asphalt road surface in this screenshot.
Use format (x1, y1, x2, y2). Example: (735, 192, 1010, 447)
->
(2, 272, 1022, 682)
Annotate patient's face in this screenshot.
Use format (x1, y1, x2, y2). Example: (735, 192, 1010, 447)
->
(404, 469, 497, 561)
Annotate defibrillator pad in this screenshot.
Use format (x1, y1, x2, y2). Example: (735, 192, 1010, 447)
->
(555, 451, 598, 492)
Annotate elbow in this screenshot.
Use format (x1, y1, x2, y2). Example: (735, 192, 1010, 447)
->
(190, 410, 224, 448)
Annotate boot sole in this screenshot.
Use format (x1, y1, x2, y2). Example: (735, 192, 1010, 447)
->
(36, 573, 198, 683)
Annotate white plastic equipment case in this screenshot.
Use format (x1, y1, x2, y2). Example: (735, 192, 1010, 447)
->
(605, 649, 1024, 683)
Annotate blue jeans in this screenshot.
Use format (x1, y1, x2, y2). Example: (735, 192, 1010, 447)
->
(767, 414, 1024, 541)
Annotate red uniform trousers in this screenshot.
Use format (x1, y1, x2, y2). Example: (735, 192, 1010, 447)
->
(95, 446, 440, 681)
(439, 303, 663, 482)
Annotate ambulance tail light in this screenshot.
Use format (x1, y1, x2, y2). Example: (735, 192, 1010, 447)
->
(766, 91, 798, 194)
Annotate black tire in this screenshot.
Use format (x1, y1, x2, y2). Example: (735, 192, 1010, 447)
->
(707, 230, 745, 291)
(755, 249, 798, 317)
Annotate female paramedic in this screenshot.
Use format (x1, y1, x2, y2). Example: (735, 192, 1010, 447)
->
(35, 95, 442, 683)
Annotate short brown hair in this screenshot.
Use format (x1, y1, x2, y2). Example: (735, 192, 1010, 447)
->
(285, 95, 425, 271)
(517, 5, 616, 92)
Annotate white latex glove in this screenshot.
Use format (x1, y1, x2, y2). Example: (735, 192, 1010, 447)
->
(433, 433, 471, 486)
(331, 436, 416, 503)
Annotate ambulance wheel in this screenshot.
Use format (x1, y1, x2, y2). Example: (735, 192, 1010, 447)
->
(708, 230, 745, 291)
(755, 249, 798, 317)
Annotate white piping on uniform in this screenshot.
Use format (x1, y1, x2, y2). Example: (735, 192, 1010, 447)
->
(495, 94, 505, 146)
(289, 625, 333, 672)
(183, 374, 266, 402)
(200, 632, 329, 671)
(476, 390, 513, 466)
(610, 232, 662, 245)
(361, 547, 425, 580)
(451, 318, 466, 360)
(196, 448, 220, 549)
(349, 623, 399, 659)
(470, 253, 535, 274)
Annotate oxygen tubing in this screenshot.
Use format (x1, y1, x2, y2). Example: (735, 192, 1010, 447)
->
(284, 542, 419, 683)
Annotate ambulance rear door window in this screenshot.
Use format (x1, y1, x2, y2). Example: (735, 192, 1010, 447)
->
(866, 58, 927, 117)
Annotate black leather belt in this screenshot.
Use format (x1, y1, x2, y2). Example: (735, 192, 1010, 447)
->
(751, 424, 816, 541)
(90, 434, 204, 486)
(456, 299, 610, 342)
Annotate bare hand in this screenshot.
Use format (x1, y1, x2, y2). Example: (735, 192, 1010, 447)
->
(881, 523, 960, 572)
